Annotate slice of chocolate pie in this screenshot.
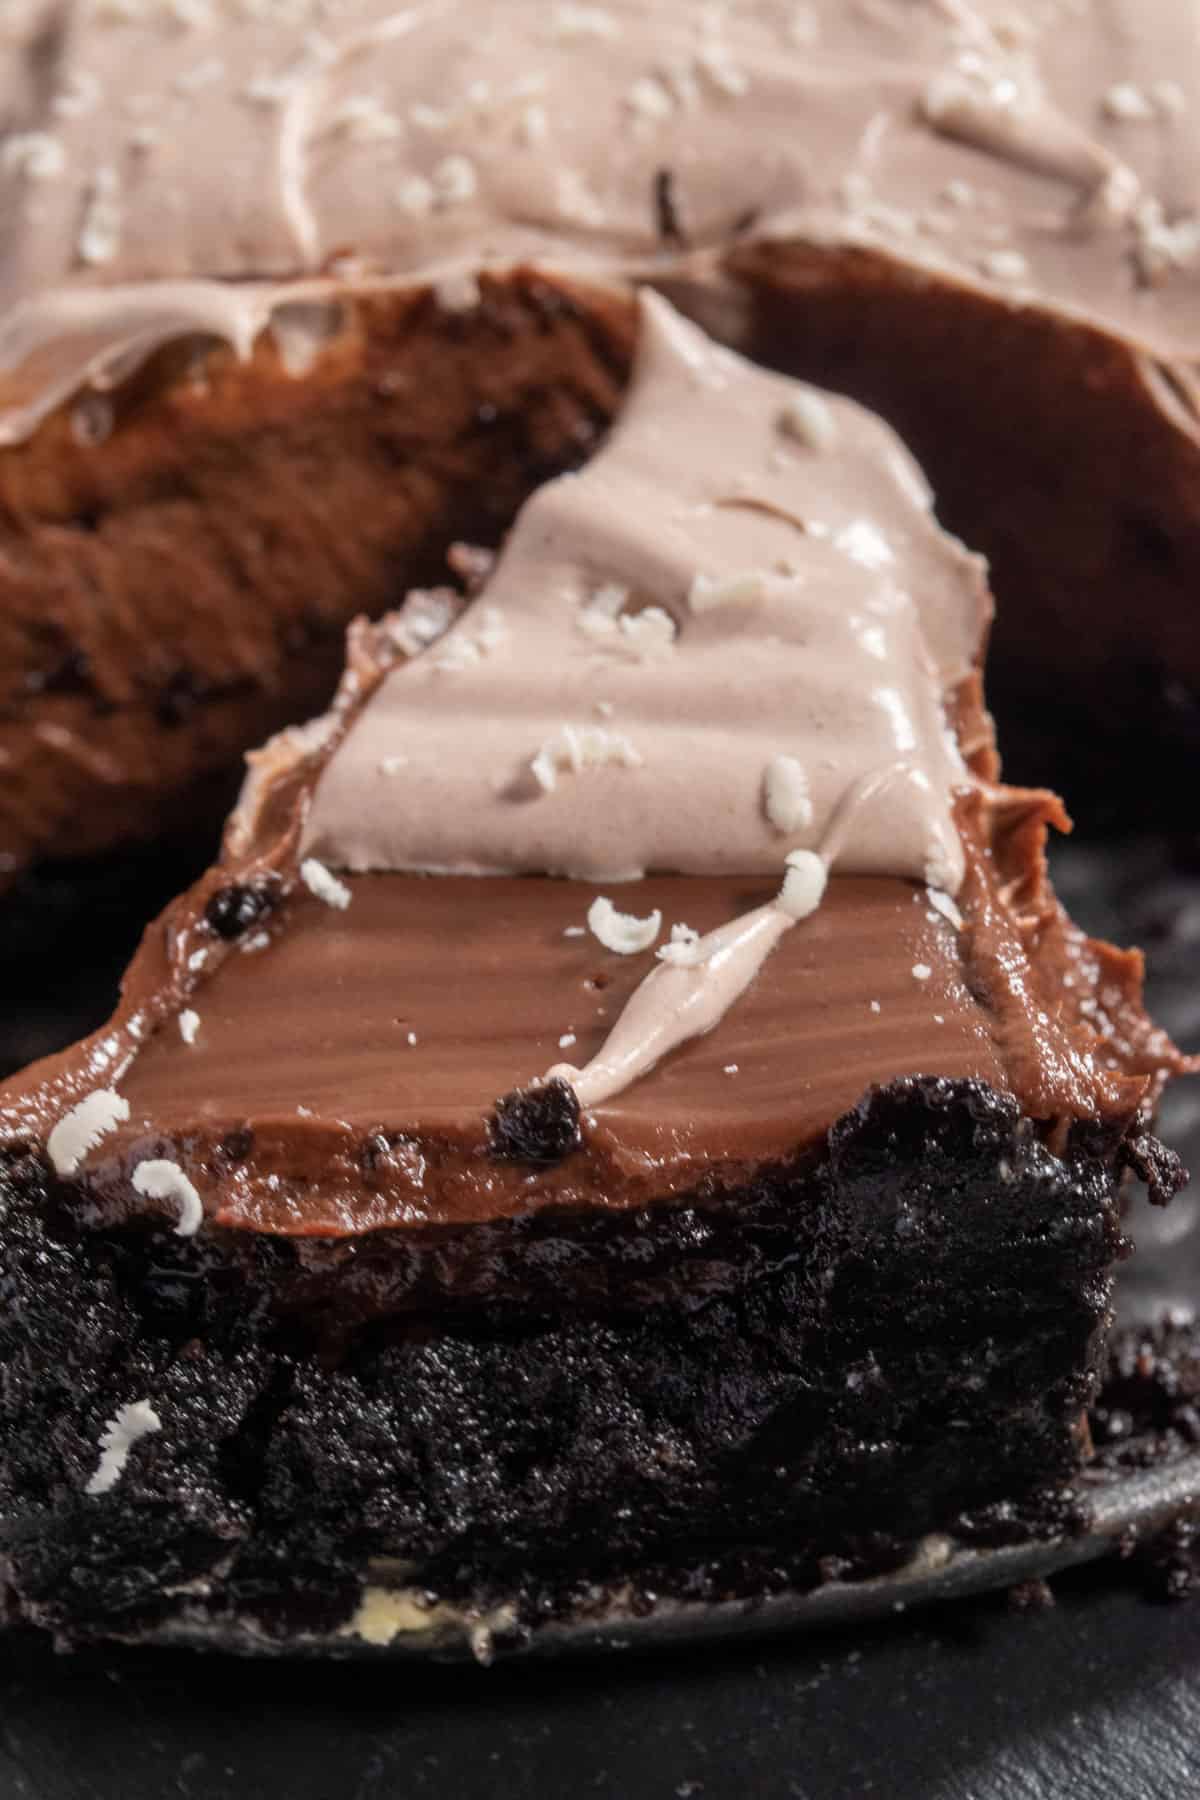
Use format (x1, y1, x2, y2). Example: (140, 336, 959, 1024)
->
(0, 298, 1188, 1654)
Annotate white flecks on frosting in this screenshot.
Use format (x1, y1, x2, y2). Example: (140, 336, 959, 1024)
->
(688, 569, 769, 613)
(978, 248, 1030, 285)
(384, 587, 462, 658)
(395, 173, 434, 216)
(0, 0, 1196, 458)
(1133, 197, 1200, 285)
(85, 1399, 162, 1497)
(1102, 83, 1156, 123)
(787, 5, 820, 47)
(300, 856, 352, 909)
(547, 4, 619, 41)
(329, 93, 403, 141)
(626, 74, 675, 123)
(558, 1032, 577, 1049)
(132, 1157, 203, 1235)
(763, 755, 814, 834)
(77, 165, 122, 266)
(2, 132, 67, 180)
(587, 895, 662, 955)
(517, 102, 549, 146)
(431, 154, 478, 207)
(429, 606, 506, 672)
(178, 1008, 200, 1044)
(926, 886, 964, 931)
(305, 296, 978, 890)
(174, 56, 226, 96)
(52, 68, 102, 120)
(47, 1087, 130, 1176)
(778, 392, 837, 452)
(912, 962, 933, 982)
(530, 725, 642, 793)
(576, 587, 677, 659)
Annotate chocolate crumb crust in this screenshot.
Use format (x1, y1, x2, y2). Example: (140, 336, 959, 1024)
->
(0, 1074, 1140, 1647)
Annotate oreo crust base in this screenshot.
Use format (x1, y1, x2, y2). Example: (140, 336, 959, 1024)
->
(0, 1075, 1131, 1652)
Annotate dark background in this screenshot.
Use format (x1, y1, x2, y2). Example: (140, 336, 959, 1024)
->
(1, 833, 1198, 1800)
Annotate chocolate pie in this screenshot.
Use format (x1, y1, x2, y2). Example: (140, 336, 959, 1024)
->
(0, 297, 1188, 1653)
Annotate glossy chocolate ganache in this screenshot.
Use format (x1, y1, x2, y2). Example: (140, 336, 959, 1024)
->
(0, 298, 1186, 1236)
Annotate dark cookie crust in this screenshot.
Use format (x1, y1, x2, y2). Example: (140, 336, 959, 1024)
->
(0, 1075, 1130, 1648)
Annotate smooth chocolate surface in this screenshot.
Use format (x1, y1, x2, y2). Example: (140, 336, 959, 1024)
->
(11, 803, 1169, 1239)
(111, 871, 993, 1232)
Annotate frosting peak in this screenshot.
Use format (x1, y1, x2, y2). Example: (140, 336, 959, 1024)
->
(302, 293, 988, 890)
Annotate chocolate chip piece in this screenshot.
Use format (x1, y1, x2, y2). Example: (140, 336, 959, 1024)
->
(219, 1128, 255, 1164)
(204, 883, 274, 940)
(653, 167, 687, 246)
(1121, 1131, 1189, 1207)
(490, 1078, 582, 1164)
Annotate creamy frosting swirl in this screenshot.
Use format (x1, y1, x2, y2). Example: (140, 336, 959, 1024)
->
(303, 294, 986, 890)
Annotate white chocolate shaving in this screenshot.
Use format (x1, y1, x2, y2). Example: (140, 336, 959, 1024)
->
(926, 887, 964, 931)
(778, 392, 837, 451)
(577, 588, 677, 659)
(763, 755, 814, 834)
(300, 857, 352, 909)
(47, 1088, 130, 1176)
(85, 1399, 162, 1496)
(132, 1157, 203, 1236)
(688, 570, 769, 613)
(178, 1008, 200, 1044)
(778, 849, 828, 920)
(656, 922, 702, 966)
(530, 725, 642, 793)
(586, 896, 661, 955)
(2, 132, 67, 180)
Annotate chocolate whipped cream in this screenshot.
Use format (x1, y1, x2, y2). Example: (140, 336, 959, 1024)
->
(1, 0, 1197, 441)
(303, 296, 983, 888)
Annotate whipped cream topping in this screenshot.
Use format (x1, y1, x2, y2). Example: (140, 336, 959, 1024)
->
(1, 0, 1198, 441)
(304, 294, 985, 889)
(298, 293, 989, 1102)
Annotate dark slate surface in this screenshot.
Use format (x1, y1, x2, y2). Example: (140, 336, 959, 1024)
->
(1, 832, 1198, 1800)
